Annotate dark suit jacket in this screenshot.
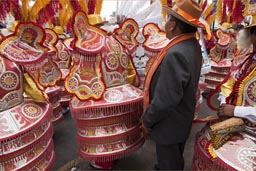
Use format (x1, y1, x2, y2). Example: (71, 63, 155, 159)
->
(142, 37, 202, 145)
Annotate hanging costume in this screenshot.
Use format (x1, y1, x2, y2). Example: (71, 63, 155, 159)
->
(0, 22, 55, 170)
(65, 11, 144, 168)
(44, 28, 64, 123)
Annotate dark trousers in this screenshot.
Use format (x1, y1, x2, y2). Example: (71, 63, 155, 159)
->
(155, 142, 186, 170)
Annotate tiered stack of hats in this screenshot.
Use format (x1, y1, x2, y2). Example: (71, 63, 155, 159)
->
(65, 11, 144, 168)
(205, 24, 237, 91)
(0, 22, 55, 170)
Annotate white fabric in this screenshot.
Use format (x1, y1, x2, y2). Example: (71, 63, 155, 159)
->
(218, 92, 256, 124)
(218, 92, 226, 105)
(234, 106, 256, 124)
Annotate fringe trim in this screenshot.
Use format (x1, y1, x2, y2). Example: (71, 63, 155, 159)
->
(75, 109, 142, 127)
(21, 140, 54, 171)
(1, 139, 53, 170)
(77, 124, 141, 144)
(71, 99, 143, 120)
(78, 138, 145, 162)
(0, 122, 53, 157)
(0, 116, 52, 150)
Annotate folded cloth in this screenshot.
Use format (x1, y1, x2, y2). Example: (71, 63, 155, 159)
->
(209, 117, 245, 149)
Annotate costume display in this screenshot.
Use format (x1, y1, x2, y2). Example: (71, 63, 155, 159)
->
(65, 11, 144, 169)
(0, 22, 55, 170)
(44, 28, 64, 124)
(205, 25, 237, 91)
(194, 12, 256, 169)
(53, 26, 73, 112)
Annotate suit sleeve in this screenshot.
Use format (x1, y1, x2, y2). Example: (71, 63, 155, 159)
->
(142, 51, 190, 128)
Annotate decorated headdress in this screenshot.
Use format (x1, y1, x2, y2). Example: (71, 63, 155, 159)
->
(113, 18, 139, 53)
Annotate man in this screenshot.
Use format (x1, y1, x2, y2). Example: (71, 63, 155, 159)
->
(142, 0, 204, 170)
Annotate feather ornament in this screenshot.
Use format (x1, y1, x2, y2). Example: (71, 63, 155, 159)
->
(58, 0, 73, 28)
(221, 0, 227, 23)
(10, 0, 22, 21)
(203, 2, 214, 18)
(70, 0, 81, 11)
(121, 0, 134, 17)
(36, 0, 62, 25)
(242, 0, 249, 16)
(160, 0, 167, 20)
(125, 0, 138, 18)
(207, 13, 216, 25)
(29, 0, 51, 21)
(0, 1, 12, 21)
(231, 0, 244, 23)
(202, 0, 208, 11)
(127, 0, 149, 18)
(21, 0, 29, 21)
(95, 0, 103, 14)
(88, 0, 96, 14)
(131, 1, 163, 27)
(79, 0, 88, 14)
(216, 0, 223, 23)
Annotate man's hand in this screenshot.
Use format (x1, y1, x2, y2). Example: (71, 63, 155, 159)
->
(218, 104, 235, 117)
(140, 120, 151, 140)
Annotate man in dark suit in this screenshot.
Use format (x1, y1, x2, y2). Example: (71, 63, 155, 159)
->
(142, 0, 204, 170)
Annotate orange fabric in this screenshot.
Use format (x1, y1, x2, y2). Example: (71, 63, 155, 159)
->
(143, 33, 195, 110)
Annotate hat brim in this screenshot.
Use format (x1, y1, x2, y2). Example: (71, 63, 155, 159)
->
(244, 23, 256, 29)
(93, 21, 109, 26)
(162, 6, 204, 28)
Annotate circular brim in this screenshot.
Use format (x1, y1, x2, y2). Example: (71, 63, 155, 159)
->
(162, 6, 204, 28)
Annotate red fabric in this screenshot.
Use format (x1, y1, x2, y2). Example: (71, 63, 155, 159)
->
(11, 0, 22, 21)
(88, 0, 96, 14)
(231, 0, 244, 23)
(70, 0, 81, 11)
(37, 0, 62, 26)
(0, 1, 11, 21)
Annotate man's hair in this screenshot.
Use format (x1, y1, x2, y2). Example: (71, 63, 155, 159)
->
(172, 16, 198, 33)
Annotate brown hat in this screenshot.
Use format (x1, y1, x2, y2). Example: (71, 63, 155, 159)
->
(162, 0, 204, 28)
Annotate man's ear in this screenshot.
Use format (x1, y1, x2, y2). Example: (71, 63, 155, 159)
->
(168, 21, 176, 32)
